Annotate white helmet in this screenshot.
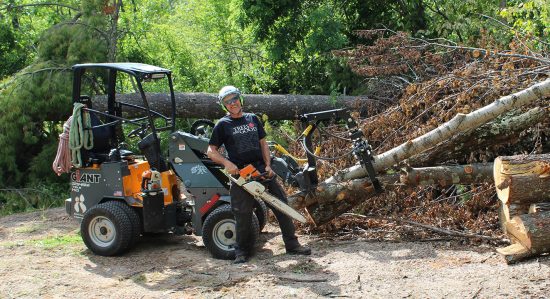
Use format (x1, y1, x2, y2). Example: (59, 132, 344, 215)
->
(218, 85, 241, 102)
(218, 85, 243, 111)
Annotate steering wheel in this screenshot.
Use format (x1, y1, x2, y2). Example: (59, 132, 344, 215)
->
(190, 119, 215, 138)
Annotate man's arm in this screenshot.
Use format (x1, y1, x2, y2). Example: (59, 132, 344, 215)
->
(207, 145, 239, 175)
(259, 138, 274, 176)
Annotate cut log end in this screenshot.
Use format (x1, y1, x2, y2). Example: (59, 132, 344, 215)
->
(493, 154, 550, 205)
(496, 243, 534, 264)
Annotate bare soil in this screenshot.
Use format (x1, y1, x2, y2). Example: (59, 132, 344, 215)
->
(0, 208, 549, 298)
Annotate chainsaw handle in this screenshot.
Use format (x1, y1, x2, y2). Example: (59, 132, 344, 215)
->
(253, 171, 275, 183)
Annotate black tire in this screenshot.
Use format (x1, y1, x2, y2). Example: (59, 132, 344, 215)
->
(202, 204, 260, 260)
(254, 199, 269, 232)
(110, 201, 142, 248)
(190, 119, 215, 138)
(80, 201, 133, 256)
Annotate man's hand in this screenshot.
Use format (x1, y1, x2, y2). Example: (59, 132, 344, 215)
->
(224, 161, 239, 175)
(265, 165, 275, 178)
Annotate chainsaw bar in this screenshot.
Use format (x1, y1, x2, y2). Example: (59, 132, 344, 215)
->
(227, 176, 307, 223)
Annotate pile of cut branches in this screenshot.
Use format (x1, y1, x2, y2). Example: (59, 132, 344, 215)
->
(290, 30, 549, 244)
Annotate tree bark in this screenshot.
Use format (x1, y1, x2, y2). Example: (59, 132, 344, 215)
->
(399, 163, 493, 186)
(493, 154, 550, 205)
(505, 211, 550, 254)
(408, 107, 548, 167)
(300, 78, 550, 225)
(91, 93, 376, 120)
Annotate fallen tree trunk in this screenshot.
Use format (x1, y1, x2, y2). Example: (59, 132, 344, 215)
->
(408, 107, 548, 167)
(289, 164, 493, 224)
(399, 163, 493, 186)
(330, 78, 550, 183)
(494, 154, 550, 205)
(90, 93, 376, 120)
(299, 78, 550, 225)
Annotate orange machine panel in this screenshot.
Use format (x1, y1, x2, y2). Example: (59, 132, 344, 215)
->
(123, 160, 178, 205)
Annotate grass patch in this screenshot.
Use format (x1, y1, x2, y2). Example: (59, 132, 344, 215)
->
(0, 241, 22, 249)
(27, 233, 82, 249)
(289, 260, 321, 274)
(14, 224, 41, 234)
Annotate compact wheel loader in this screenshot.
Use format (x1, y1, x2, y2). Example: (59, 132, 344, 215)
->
(65, 63, 268, 259)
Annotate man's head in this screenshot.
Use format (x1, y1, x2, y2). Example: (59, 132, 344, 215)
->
(218, 85, 244, 115)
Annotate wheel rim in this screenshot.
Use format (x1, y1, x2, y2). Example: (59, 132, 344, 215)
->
(88, 216, 116, 247)
(212, 218, 236, 251)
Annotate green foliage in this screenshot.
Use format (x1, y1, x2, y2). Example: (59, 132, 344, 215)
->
(0, 183, 69, 216)
(2, 0, 549, 217)
(0, 22, 26, 79)
(0, 0, 109, 193)
(500, 0, 550, 51)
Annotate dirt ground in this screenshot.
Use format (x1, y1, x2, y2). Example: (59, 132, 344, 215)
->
(0, 208, 549, 299)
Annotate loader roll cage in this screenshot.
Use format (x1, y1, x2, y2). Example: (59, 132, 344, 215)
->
(71, 63, 177, 169)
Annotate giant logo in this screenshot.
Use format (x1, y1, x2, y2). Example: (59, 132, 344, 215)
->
(71, 171, 101, 183)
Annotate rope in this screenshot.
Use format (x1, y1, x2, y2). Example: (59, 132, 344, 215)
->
(69, 103, 94, 168)
(52, 116, 73, 175)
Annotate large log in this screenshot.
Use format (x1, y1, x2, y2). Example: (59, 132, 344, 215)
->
(292, 164, 493, 224)
(90, 93, 376, 120)
(493, 154, 550, 205)
(400, 163, 493, 186)
(301, 78, 550, 225)
(505, 211, 550, 254)
(408, 107, 548, 167)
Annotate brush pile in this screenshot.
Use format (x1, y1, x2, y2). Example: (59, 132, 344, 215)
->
(284, 30, 549, 245)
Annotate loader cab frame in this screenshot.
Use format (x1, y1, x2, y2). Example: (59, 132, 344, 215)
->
(71, 62, 177, 169)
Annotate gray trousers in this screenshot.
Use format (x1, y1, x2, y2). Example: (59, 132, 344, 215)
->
(230, 179, 300, 257)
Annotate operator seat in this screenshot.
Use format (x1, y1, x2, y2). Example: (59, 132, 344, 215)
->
(77, 96, 118, 165)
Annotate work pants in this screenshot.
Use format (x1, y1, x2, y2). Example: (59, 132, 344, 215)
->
(230, 179, 300, 257)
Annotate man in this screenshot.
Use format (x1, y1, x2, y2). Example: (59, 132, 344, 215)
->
(207, 85, 311, 264)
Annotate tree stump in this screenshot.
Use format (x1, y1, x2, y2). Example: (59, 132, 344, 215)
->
(505, 211, 550, 254)
(493, 154, 550, 205)
(494, 154, 550, 264)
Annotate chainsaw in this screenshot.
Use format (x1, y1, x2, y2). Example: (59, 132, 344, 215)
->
(226, 164, 307, 224)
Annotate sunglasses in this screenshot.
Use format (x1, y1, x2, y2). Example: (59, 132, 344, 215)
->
(223, 95, 240, 105)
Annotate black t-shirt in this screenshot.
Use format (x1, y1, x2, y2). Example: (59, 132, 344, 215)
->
(209, 113, 267, 169)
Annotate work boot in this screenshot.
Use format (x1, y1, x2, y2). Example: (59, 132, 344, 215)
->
(286, 245, 311, 256)
(233, 255, 247, 264)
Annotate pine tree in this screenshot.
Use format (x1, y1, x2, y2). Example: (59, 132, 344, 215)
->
(0, 0, 112, 187)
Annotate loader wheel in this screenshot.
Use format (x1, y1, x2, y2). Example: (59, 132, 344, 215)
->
(81, 201, 133, 256)
(109, 201, 142, 248)
(190, 119, 215, 138)
(254, 199, 269, 232)
(202, 204, 260, 260)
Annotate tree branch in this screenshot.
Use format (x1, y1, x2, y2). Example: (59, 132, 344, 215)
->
(342, 213, 508, 243)
(4, 3, 79, 12)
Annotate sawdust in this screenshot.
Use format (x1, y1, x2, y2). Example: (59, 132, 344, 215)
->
(1, 208, 549, 298)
